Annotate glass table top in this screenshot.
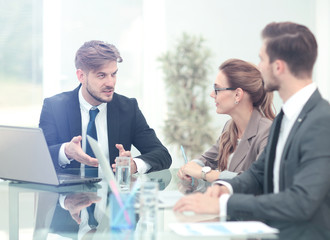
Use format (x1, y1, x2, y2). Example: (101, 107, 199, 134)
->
(0, 168, 328, 240)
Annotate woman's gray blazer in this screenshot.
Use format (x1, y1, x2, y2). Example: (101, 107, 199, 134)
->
(196, 108, 272, 178)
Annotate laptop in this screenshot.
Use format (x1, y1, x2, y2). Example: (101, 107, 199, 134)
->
(0, 125, 101, 186)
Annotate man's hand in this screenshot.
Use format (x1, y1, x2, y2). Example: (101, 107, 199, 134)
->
(64, 192, 101, 224)
(205, 184, 230, 198)
(64, 136, 99, 167)
(111, 144, 137, 174)
(173, 192, 219, 214)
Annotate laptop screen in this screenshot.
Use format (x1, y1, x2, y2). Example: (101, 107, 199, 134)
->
(0, 125, 60, 185)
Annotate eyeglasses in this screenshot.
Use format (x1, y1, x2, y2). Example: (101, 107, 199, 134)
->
(213, 85, 236, 95)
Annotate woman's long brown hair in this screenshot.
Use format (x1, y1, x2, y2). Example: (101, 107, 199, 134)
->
(217, 59, 275, 171)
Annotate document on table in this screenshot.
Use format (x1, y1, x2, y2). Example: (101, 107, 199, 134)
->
(158, 190, 184, 208)
(169, 221, 279, 237)
(135, 190, 183, 208)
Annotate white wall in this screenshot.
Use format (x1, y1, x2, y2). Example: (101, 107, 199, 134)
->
(315, 0, 330, 101)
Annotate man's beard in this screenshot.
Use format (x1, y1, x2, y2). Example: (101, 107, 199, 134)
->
(86, 80, 114, 103)
(263, 70, 279, 92)
(264, 80, 279, 92)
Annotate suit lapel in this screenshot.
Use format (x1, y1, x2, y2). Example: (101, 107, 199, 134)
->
(107, 93, 120, 165)
(67, 86, 82, 137)
(230, 109, 260, 171)
(230, 140, 249, 171)
(280, 90, 320, 163)
(278, 90, 321, 186)
(65, 86, 82, 169)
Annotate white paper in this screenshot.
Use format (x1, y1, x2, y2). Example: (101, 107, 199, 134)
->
(169, 221, 278, 237)
(158, 190, 184, 208)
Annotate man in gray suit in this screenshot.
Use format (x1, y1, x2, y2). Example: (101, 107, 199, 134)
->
(174, 22, 330, 237)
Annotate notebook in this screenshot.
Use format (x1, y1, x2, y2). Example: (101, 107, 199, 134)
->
(0, 125, 101, 186)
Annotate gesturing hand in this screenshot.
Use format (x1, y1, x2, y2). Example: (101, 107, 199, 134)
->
(64, 192, 101, 224)
(111, 144, 137, 174)
(64, 136, 99, 167)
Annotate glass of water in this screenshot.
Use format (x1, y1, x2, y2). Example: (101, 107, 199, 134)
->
(138, 181, 159, 240)
(115, 157, 131, 191)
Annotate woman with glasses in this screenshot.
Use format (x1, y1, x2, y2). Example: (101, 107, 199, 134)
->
(178, 58, 275, 183)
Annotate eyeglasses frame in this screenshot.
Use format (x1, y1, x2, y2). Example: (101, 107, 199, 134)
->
(213, 85, 236, 95)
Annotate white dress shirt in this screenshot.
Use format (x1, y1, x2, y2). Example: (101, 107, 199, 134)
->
(58, 88, 150, 175)
(216, 82, 317, 219)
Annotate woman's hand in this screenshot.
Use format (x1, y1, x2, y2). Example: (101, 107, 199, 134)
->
(177, 161, 203, 180)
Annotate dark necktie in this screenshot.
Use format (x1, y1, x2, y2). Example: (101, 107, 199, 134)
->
(86, 203, 98, 229)
(267, 109, 284, 193)
(85, 108, 99, 177)
(85, 108, 99, 228)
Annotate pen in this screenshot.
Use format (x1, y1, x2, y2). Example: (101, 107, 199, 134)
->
(180, 145, 194, 186)
(180, 145, 188, 164)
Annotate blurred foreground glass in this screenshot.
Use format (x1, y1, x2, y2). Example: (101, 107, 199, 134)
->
(115, 157, 131, 191)
(109, 192, 136, 231)
(137, 181, 159, 240)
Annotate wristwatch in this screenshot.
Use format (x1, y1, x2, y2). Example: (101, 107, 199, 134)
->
(201, 166, 211, 181)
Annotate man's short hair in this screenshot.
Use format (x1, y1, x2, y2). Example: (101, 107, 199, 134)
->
(75, 40, 123, 72)
(262, 22, 318, 78)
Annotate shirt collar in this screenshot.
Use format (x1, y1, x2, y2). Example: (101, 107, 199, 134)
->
(78, 87, 107, 112)
(282, 82, 316, 120)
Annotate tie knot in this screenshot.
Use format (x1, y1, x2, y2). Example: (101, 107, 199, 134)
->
(89, 108, 99, 121)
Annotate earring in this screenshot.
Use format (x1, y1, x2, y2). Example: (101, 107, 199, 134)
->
(235, 101, 239, 104)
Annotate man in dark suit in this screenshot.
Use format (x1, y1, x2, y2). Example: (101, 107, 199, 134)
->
(39, 40, 171, 175)
(174, 22, 330, 236)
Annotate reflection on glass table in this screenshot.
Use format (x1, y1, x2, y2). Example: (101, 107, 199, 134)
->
(1, 168, 329, 240)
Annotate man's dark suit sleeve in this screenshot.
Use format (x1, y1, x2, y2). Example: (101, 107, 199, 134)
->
(39, 98, 64, 169)
(222, 94, 330, 227)
(130, 99, 172, 172)
(107, 95, 171, 172)
(223, 149, 266, 195)
(39, 87, 81, 171)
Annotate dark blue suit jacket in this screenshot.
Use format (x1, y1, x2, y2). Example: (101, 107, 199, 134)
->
(39, 85, 172, 173)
